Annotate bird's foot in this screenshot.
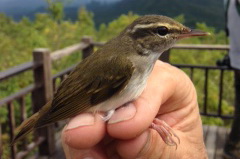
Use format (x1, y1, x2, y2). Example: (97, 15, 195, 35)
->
(101, 109, 115, 121)
(101, 102, 132, 122)
(151, 118, 180, 149)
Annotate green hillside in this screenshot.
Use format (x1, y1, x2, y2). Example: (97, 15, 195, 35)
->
(83, 0, 225, 30)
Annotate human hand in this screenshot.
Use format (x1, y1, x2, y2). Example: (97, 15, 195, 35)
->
(61, 60, 207, 159)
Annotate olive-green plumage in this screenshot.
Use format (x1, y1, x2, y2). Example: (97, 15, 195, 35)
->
(12, 15, 208, 144)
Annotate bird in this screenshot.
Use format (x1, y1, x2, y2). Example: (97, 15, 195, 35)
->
(12, 15, 208, 146)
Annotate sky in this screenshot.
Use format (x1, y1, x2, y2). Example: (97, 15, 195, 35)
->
(0, 0, 120, 13)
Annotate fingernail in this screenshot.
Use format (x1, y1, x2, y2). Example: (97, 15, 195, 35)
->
(108, 103, 136, 124)
(66, 113, 95, 130)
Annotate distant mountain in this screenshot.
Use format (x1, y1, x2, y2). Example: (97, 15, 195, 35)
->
(0, 0, 119, 20)
(0, 0, 120, 12)
(85, 0, 225, 30)
(0, 0, 225, 30)
(0, 0, 46, 13)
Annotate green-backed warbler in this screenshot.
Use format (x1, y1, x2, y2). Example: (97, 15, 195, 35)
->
(13, 15, 209, 146)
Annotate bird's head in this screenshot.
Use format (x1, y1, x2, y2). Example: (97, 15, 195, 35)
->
(124, 15, 209, 55)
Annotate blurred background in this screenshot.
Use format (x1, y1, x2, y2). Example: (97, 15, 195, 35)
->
(0, 0, 238, 159)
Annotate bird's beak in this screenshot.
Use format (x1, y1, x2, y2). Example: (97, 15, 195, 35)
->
(178, 29, 210, 39)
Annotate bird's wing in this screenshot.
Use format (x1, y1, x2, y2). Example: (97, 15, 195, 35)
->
(36, 55, 135, 127)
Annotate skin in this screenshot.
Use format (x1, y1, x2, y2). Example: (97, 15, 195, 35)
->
(61, 61, 208, 159)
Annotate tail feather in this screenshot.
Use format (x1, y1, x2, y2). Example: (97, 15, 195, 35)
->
(12, 101, 52, 145)
(11, 113, 39, 145)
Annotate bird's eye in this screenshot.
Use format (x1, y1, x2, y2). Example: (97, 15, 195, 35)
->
(157, 26, 169, 36)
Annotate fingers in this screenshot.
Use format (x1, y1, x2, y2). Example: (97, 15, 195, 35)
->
(107, 61, 183, 139)
(116, 129, 175, 159)
(62, 61, 202, 159)
(115, 130, 150, 159)
(117, 129, 207, 159)
(62, 113, 106, 149)
(106, 61, 201, 158)
(107, 98, 159, 140)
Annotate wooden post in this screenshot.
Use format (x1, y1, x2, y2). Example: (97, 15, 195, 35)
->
(18, 97, 27, 149)
(8, 102, 16, 159)
(159, 49, 170, 63)
(82, 36, 94, 59)
(0, 124, 2, 159)
(32, 49, 55, 158)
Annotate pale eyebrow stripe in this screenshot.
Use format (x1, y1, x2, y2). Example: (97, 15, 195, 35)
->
(131, 22, 180, 33)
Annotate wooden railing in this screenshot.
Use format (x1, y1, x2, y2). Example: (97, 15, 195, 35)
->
(0, 37, 236, 159)
(167, 45, 234, 119)
(0, 37, 93, 159)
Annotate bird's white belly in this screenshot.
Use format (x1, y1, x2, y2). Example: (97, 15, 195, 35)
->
(89, 54, 157, 113)
(90, 72, 149, 113)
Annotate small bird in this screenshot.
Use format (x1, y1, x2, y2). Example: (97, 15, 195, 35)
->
(13, 15, 208, 146)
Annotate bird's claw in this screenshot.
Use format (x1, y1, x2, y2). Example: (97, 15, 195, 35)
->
(151, 118, 180, 149)
(101, 109, 115, 121)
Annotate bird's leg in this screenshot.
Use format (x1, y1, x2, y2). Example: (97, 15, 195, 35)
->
(151, 118, 180, 149)
(101, 109, 115, 122)
(100, 102, 132, 122)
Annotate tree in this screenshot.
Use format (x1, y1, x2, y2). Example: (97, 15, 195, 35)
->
(76, 7, 96, 37)
(97, 12, 139, 41)
(45, 0, 64, 22)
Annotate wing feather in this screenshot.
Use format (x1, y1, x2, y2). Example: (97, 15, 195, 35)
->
(35, 55, 134, 127)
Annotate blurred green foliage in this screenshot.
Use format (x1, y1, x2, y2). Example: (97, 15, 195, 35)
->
(0, 6, 235, 157)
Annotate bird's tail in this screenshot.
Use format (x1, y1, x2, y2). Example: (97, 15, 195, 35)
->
(11, 101, 52, 145)
(11, 113, 39, 145)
